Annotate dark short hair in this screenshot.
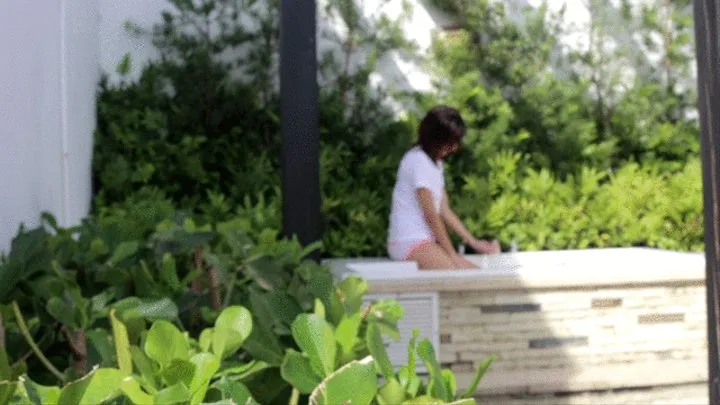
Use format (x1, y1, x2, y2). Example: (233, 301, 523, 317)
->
(417, 105, 466, 161)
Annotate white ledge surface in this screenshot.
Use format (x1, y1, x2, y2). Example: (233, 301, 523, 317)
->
(325, 248, 705, 292)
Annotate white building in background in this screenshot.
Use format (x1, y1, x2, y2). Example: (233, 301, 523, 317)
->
(0, 0, 682, 253)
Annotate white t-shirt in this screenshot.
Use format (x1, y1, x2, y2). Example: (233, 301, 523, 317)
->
(388, 146, 445, 242)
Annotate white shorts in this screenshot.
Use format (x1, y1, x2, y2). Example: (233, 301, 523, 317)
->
(387, 238, 435, 261)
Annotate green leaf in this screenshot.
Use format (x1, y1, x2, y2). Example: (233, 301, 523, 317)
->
(110, 309, 132, 376)
(131, 346, 157, 389)
(145, 321, 189, 368)
(160, 253, 181, 292)
(417, 339, 449, 401)
(199, 329, 213, 352)
(116, 52, 132, 75)
(335, 312, 362, 357)
(108, 241, 139, 266)
(121, 376, 154, 405)
(280, 350, 322, 394)
(22, 377, 61, 405)
(442, 368, 457, 398)
(337, 276, 368, 314)
(245, 256, 286, 291)
(0, 347, 11, 380)
(447, 399, 477, 405)
(366, 322, 394, 379)
(306, 272, 345, 325)
(212, 306, 252, 360)
(211, 378, 259, 405)
(291, 314, 337, 377)
(120, 298, 179, 322)
(0, 381, 17, 405)
(154, 383, 190, 404)
(215, 360, 269, 380)
(377, 378, 406, 405)
(366, 299, 404, 341)
(402, 395, 444, 404)
(397, 366, 421, 398)
(188, 353, 220, 405)
(46, 296, 79, 329)
(308, 356, 377, 405)
(461, 355, 496, 398)
(243, 293, 284, 366)
(313, 298, 326, 319)
(58, 368, 124, 405)
(162, 359, 195, 387)
(0, 228, 52, 302)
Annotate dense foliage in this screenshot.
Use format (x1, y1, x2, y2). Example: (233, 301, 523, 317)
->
(91, 0, 702, 258)
(0, 207, 494, 404)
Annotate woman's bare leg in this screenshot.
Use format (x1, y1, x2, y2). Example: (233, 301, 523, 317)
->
(407, 242, 477, 270)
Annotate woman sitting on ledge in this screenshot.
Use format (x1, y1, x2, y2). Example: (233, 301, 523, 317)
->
(387, 105, 500, 270)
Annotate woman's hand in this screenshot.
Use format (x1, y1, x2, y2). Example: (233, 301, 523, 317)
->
(468, 238, 501, 255)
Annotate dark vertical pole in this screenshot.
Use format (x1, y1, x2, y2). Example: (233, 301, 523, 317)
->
(692, 0, 720, 403)
(279, 0, 321, 261)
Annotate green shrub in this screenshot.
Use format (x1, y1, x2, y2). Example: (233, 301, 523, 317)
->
(0, 209, 495, 404)
(91, 0, 703, 257)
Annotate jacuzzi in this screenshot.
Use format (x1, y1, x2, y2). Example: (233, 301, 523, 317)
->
(325, 248, 707, 396)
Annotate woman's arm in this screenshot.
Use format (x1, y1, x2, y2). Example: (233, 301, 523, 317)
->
(417, 188, 456, 255)
(441, 190, 501, 254)
(440, 190, 475, 244)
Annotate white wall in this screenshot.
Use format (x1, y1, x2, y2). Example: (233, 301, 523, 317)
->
(0, 0, 99, 253)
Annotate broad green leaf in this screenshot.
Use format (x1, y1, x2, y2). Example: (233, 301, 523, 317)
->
(308, 356, 377, 405)
(366, 299, 404, 341)
(335, 313, 362, 356)
(212, 306, 252, 360)
(121, 298, 179, 322)
(291, 314, 336, 377)
(88, 329, 116, 367)
(145, 321, 189, 368)
(108, 241, 139, 266)
(110, 309, 132, 376)
(131, 346, 157, 389)
(0, 228, 52, 302)
(313, 298, 326, 319)
(280, 350, 322, 394)
(377, 378, 405, 405)
(337, 276, 368, 314)
(121, 376, 154, 405)
(306, 272, 345, 325)
(214, 360, 269, 381)
(266, 291, 303, 327)
(211, 378, 260, 405)
(46, 295, 79, 329)
(366, 322, 394, 379)
(22, 377, 61, 405)
(244, 290, 284, 365)
(240, 327, 284, 366)
(154, 383, 190, 404)
(199, 329, 213, 352)
(461, 355, 496, 398)
(189, 353, 220, 404)
(58, 368, 124, 405)
(161, 359, 195, 387)
(417, 339, 449, 401)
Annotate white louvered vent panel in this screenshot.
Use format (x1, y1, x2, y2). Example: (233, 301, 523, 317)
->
(363, 292, 439, 373)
